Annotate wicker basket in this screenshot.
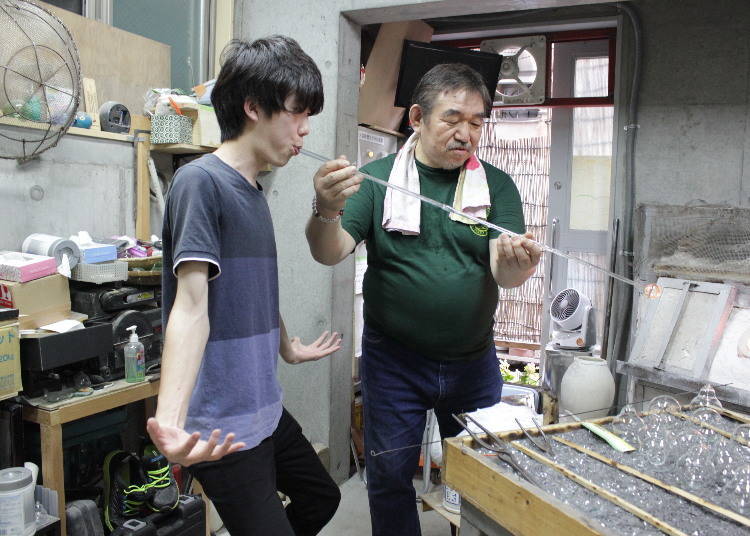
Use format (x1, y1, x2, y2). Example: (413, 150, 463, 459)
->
(126, 270, 161, 286)
(124, 256, 162, 285)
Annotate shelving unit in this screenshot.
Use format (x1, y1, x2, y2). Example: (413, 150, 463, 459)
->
(420, 489, 461, 530)
(0, 116, 133, 142)
(150, 143, 216, 155)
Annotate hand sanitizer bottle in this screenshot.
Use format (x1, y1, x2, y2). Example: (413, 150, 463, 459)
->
(124, 325, 145, 382)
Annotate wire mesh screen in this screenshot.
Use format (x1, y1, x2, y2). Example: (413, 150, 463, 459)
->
(635, 204, 750, 284)
(0, 0, 80, 160)
(476, 109, 551, 344)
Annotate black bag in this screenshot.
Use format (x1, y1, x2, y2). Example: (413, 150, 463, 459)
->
(66, 499, 105, 536)
(110, 495, 205, 536)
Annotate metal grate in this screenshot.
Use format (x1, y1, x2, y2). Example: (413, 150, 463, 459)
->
(635, 204, 750, 284)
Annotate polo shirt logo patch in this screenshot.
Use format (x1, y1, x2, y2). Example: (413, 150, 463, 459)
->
(470, 224, 488, 237)
(470, 206, 491, 237)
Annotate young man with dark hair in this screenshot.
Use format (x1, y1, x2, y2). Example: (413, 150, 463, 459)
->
(147, 36, 341, 535)
(307, 63, 542, 535)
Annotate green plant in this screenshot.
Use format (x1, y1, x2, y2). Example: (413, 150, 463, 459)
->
(519, 363, 540, 386)
(499, 359, 518, 383)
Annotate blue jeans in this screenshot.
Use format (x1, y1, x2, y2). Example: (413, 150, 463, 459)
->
(360, 324, 502, 536)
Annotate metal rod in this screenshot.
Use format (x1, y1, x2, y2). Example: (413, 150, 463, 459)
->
(601, 218, 619, 367)
(300, 148, 639, 288)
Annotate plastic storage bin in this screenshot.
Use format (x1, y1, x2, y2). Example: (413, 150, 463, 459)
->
(0, 467, 35, 536)
(72, 260, 128, 284)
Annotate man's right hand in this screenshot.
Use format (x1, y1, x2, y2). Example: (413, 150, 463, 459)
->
(313, 156, 363, 217)
(146, 417, 246, 467)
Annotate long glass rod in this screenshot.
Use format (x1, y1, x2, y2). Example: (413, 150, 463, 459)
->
(301, 148, 638, 288)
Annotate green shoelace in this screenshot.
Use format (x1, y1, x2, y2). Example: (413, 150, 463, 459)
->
(146, 464, 171, 489)
(122, 483, 149, 516)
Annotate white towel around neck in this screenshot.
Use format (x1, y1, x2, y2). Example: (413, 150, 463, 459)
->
(381, 133, 491, 235)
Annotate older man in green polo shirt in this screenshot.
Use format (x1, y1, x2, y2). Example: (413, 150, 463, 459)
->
(306, 63, 542, 535)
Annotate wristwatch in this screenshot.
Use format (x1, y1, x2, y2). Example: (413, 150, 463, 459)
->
(312, 196, 344, 223)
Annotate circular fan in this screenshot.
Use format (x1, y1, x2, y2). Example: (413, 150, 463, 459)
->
(497, 46, 538, 100)
(550, 288, 591, 331)
(0, 0, 81, 161)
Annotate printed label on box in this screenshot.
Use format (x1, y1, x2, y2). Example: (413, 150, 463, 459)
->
(0, 324, 21, 397)
(358, 130, 386, 145)
(0, 284, 12, 308)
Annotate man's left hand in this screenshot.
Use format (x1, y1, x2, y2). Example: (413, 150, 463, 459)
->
(495, 232, 543, 273)
(286, 330, 342, 364)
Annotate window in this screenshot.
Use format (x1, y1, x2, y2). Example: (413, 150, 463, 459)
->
(112, 0, 211, 92)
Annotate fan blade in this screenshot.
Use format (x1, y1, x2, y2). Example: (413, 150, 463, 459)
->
(512, 45, 528, 59)
(514, 76, 531, 95)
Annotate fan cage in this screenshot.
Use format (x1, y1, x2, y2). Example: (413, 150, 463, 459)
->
(551, 288, 580, 321)
(0, 0, 81, 160)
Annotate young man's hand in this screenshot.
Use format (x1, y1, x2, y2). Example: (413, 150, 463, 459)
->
(313, 156, 363, 217)
(146, 418, 246, 467)
(282, 330, 342, 364)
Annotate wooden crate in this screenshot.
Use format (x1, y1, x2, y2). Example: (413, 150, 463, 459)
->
(444, 410, 750, 536)
(443, 418, 615, 536)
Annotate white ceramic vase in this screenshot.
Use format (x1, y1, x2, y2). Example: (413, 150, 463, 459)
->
(559, 356, 615, 419)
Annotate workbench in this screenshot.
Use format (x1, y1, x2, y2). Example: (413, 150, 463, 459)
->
(23, 377, 160, 536)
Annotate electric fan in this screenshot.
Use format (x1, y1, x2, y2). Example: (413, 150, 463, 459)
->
(0, 0, 81, 161)
(480, 35, 546, 106)
(549, 288, 596, 350)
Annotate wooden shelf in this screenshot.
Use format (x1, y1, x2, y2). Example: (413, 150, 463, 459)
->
(23, 376, 160, 426)
(0, 115, 132, 143)
(359, 122, 406, 139)
(150, 143, 217, 154)
(22, 376, 160, 536)
(495, 339, 541, 351)
(420, 489, 461, 528)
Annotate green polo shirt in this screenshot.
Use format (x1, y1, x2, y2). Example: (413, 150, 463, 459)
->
(342, 154, 525, 361)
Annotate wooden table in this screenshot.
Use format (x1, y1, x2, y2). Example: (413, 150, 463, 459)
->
(23, 378, 160, 536)
(421, 488, 461, 532)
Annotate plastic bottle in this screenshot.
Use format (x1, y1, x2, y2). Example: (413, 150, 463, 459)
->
(124, 325, 145, 382)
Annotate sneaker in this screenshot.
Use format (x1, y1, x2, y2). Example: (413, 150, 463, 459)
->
(142, 444, 179, 512)
(103, 450, 151, 530)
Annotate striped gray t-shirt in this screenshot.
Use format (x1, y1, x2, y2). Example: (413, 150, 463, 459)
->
(161, 154, 282, 450)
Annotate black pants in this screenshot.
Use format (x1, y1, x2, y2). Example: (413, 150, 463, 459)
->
(188, 408, 341, 536)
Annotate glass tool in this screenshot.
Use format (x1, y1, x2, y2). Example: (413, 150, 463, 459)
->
(300, 148, 659, 296)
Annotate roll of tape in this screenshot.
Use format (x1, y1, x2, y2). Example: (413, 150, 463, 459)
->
(22, 233, 81, 270)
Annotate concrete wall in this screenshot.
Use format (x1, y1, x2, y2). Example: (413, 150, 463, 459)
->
(234, 0, 617, 484)
(1, 134, 136, 251)
(630, 0, 750, 208)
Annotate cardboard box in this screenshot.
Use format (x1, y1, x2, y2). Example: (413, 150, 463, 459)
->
(184, 104, 220, 147)
(0, 251, 57, 282)
(0, 275, 71, 330)
(357, 21, 433, 132)
(0, 310, 22, 400)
